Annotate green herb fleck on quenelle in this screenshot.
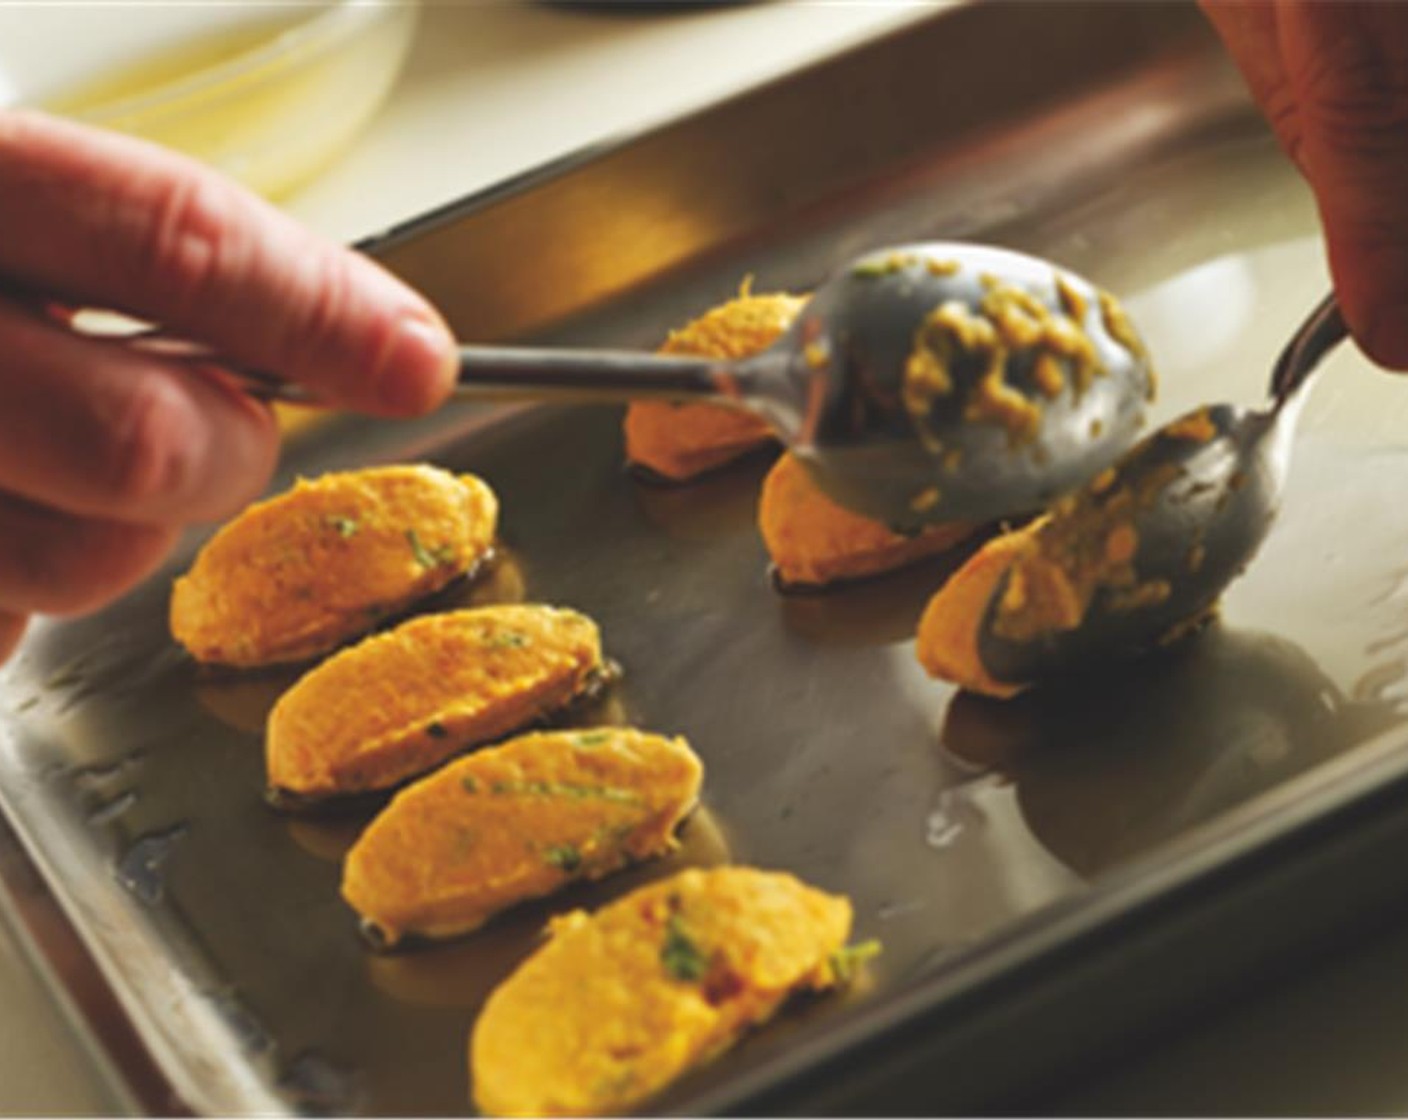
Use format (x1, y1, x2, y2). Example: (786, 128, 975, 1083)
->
(461, 775, 479, 794)
(575, 730, 612, 747)
(594, 820, 638, 846)
(406, 529, 457, 569)
(544, 843, 583, 874)
(661, 912, 709, 982)
(451, 827, 476, 858)
(488, 779, 643, 806)
(325, 514, 360, 539)
(828, 938, 882, 983)
(486, 630, 531, 650)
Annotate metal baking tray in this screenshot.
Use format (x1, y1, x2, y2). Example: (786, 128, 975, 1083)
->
(7, 2, 1408, 1113)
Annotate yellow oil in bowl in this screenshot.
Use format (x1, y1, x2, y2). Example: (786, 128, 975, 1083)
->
(36, 3, 418, 199)
(43, 16, 304, 113)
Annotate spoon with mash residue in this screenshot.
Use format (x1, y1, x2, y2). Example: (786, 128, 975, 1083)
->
(177, 242, 1155, 533)
(963, 292, 1347, 688)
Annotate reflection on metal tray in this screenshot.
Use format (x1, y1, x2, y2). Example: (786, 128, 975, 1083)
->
(6, 2, 1408, 1114)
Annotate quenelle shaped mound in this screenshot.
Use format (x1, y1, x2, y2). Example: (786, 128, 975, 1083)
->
(342, 728, 704, 947)
(171, 465, 498, 667)
(760, 452, 977, 589)
(624, 288, 807, 481)
(470, 866, 853, 1117)
(915, 522, 1042, 699)
(266, 605, 606, 801)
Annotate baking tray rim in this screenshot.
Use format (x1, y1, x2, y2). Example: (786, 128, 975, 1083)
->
(658, 699, 1408, 1112)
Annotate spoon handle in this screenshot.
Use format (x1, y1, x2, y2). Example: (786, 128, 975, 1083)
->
(203, 343, 741, 408)
(1269, 292, 1348, 404)
(453, 345, 736, 403)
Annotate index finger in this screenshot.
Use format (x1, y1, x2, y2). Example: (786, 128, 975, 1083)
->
(1199, 1, 1304, 166)
(1278, 1, 1408, 368)
(0, 110, 455, 416)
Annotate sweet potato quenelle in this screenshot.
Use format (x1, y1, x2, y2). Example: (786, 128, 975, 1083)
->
(760, 452, 978, 590)
(266, 605, 609, 802)
(917, 469, 1212, 699)
(342, 727, 703, 947)
(629, 287, 979, 589)
(623, 286, 805, 481)
(915, 522, 1041, 699)
(469, 867, 873, 1118)
(170, 465, 498, 667)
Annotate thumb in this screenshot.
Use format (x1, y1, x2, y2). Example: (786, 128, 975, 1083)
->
(1279, 1, 1408, 368)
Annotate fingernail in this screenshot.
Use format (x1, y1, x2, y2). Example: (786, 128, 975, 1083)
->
(377, 314, 456, 415)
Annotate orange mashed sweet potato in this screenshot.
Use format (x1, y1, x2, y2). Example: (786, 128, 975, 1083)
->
(266, 605, 606, 801)
(343, 727, 703, 947)
(170, 465, 497, 668)
(915, 522, 1042, 699)
(470, 866, 856, 1117)
(760, 452, 977, 588)
(624, 288, 806, 481)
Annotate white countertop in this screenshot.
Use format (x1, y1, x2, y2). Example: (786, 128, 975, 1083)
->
(284, 1, 935, 245)
(5, 2, 1408, 1115)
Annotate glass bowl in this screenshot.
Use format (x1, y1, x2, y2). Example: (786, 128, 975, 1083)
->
(0, 1, 419, 199)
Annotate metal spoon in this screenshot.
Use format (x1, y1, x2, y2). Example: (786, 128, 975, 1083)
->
(975, 292, 1347, 685)
(216, 242, 1155, 532)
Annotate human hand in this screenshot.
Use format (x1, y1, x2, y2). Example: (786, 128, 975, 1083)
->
(1201, 0, 1408, 367)
(0, 110, 456, 664)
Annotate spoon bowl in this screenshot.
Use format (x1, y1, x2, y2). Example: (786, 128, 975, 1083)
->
(774, 243, 1156, 530)
(214, 241, 1156, 531)
(971, 293, 1346, 686)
